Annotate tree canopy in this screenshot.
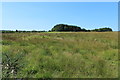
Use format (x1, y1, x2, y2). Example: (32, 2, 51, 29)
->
(92, 28, 112, 32)
(51, 24, 113, 32)
(51, 24, 89, 32)
(51, 24, 81, 31)
(1, 24, 113, 33)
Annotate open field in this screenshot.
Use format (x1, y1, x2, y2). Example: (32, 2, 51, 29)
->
(2, 32, 118, 78)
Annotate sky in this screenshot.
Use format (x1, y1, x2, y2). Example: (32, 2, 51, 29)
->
(1, 0, 119, 2)
(2, 2, 118, 31)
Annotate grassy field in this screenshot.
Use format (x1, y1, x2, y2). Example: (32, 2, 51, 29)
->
(2, 32, 118, 78)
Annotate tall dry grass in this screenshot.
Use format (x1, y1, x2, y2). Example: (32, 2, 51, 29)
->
(2, 32, 118, 78)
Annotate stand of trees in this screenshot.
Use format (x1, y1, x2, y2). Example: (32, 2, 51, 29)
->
(1, 30, 47, 33)
(91, 28, 112, 32)
(1, 30, 16, 33)
(51, 24, 112, 32)
(1, 24, 113, 33)
(51, 24, 90, 32)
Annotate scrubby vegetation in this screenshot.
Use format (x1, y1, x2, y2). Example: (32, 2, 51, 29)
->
(2, 32, 118, 78)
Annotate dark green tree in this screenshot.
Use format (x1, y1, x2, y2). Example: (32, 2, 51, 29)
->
(51, 24, 82, 32)
(92, 27, 112, 32)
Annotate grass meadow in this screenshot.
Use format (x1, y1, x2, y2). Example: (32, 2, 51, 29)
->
(2, 32, 118, 78)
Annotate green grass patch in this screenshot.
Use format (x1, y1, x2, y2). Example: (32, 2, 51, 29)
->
(2, 32, 118, 78)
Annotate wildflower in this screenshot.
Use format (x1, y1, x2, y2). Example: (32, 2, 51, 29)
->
(7, 64, 9, 67)
(11, 69, 14, 74)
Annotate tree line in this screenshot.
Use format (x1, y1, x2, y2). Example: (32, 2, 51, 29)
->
(1, 24, 113, 33)
(1, 30, 47, 33)
(51, 24, 112, 32)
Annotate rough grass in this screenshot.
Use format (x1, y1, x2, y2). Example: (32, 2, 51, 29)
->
(2, 32, 118, 78)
